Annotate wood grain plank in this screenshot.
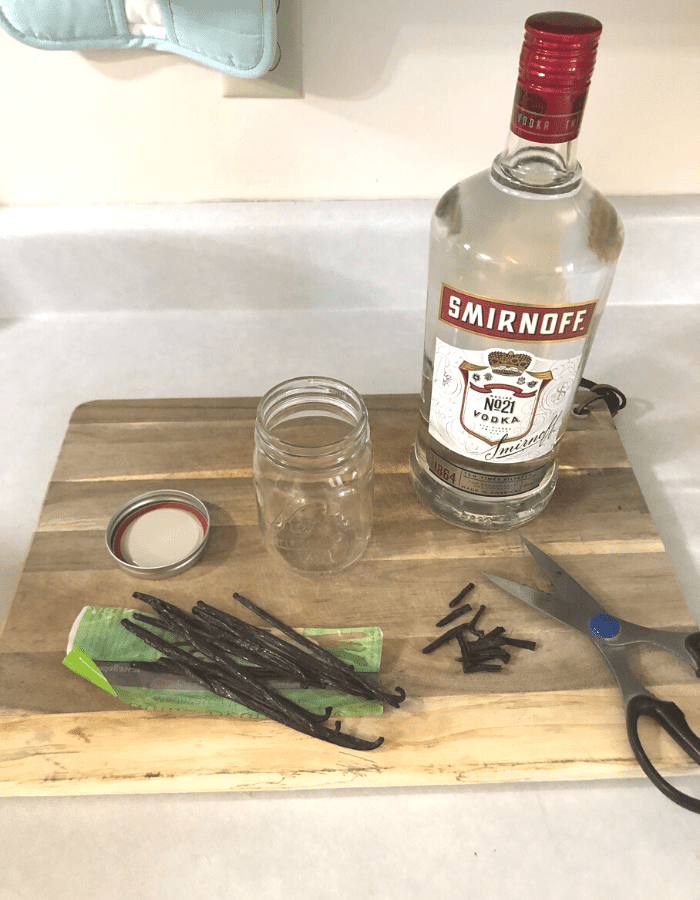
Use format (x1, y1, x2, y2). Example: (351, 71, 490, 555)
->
(50, 400, 628, 484)
(2, 685, 699, 797)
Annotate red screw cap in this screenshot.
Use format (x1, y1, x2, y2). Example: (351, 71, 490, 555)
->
(512, 12, 603, 144)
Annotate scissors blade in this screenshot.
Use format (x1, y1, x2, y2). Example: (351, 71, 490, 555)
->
(483, 572, 589, 633)
(521, 537, 610, 617)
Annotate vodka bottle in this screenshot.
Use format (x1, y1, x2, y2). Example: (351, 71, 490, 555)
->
(410, 11, 623, 532)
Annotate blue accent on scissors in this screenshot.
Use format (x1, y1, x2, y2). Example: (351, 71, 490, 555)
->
(589, 613, 620, 639)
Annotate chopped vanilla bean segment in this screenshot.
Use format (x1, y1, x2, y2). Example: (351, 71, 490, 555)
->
(423, 590, 536, 674)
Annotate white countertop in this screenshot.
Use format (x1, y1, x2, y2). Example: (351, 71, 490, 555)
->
(1, 198, 700, 898)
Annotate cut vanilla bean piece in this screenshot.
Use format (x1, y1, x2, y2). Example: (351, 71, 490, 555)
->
(449, 582, 475, 608)
(466, 604, 487, 637)
(463, 663, 503, 674)
(501, 637, 537, 650)
(455, 630, 473, 673)
(456, 630, 471, 656)
(478, 626, 507, 643)
(436, 604, 472, 628)
(469, 647, 510, 665)
(424, 591, 537, 678)
(422, 622, 471, 654)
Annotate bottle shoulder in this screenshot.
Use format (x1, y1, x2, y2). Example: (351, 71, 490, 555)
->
(432, 169, 623, 267)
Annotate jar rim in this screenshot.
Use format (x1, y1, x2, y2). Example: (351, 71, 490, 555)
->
(255, 376, 370, 462)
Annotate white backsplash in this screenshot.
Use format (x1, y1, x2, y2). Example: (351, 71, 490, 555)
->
(2, 196, 699, 320)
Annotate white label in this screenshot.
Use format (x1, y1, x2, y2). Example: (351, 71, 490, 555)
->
(429, 338, 581, 464)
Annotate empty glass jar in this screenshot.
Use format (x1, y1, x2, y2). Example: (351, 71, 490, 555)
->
(253, 377, 374, 575)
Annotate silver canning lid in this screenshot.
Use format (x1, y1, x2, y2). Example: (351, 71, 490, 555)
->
(105, 489, 211, 579)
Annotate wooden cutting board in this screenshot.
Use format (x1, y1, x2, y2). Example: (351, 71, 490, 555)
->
(1, 394, 698, 797)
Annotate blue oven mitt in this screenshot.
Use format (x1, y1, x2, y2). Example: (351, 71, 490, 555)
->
(0, 0, 277, 78)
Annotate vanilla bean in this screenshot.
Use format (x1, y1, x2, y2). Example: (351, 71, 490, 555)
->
(466, 604, 487, 637)
(449, 582, 475, 608)
(139, 595, 320, 686)
(122, 592, 402, 750)
(477, 626, 507, 644)
(192, 604, 332, 686)
(501, 637, 537, 650)
(456, 630, 473, 673)
(122, 617, 382, 747)
(230, 594, 406, 708)
(422, 622, 471, 654)
(425, 591, 536, 677)
(463, 663, 502, 674)
(436, 604, 472, 628)
(230, 594, 359, 675)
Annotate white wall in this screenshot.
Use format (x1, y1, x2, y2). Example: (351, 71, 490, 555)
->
(0, 0, 698, 204)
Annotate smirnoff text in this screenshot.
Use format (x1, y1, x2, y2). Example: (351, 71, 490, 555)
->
(439, 286, 596, 343)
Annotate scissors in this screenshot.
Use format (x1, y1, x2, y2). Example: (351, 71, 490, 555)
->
(485, 537, 700, 813)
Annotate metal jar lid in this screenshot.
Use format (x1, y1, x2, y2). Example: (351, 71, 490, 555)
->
(105, 489, 211, 579)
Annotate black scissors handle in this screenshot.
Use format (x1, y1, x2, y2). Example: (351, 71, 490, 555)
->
(684, 632, 700, 676)
(596, 633, 700, 813)
(490, 539, 700, 811)
(627, 693, 700, 813)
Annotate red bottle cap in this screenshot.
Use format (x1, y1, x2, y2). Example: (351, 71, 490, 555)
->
(511, 12, 602, 144)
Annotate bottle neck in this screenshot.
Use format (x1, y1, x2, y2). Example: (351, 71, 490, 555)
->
(491, 130, 582, 196)
(490, 12, 603, 197)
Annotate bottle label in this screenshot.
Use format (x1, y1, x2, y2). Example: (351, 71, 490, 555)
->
(426, 446, 549, 496)
(439, 285, 596, 342)
(429, 336, 582, 467)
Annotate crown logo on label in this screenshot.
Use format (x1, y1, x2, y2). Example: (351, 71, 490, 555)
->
(488, 350, 532, 377)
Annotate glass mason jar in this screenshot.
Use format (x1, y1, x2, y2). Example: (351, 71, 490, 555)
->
(253, 377, 374, 575)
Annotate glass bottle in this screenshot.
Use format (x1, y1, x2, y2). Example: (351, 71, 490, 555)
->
(253, 376, 374, 575)
(410, 11, 624, 531)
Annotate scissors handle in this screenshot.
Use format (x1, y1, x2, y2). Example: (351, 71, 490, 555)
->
(684, 632, 700, 676)
(626, 693, 700, 813)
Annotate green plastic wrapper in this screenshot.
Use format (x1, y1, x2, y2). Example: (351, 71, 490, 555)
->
(64, 606, 385, 718)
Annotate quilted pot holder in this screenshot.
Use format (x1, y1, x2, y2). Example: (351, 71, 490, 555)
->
(0, 0, 278, 78)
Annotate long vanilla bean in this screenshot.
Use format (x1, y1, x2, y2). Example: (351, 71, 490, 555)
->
(122, 591, 405, 751)
(229, 594, 406, 708)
